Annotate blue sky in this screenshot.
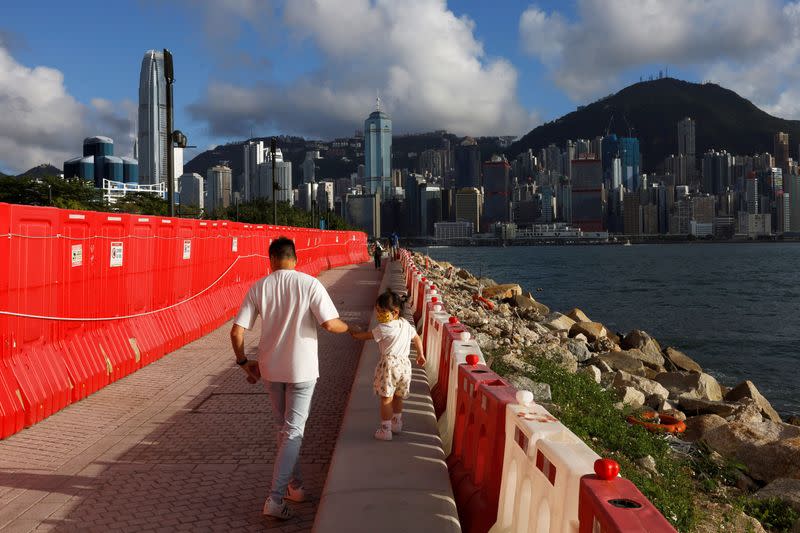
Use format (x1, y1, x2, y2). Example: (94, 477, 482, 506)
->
(1, 0, 798, 174)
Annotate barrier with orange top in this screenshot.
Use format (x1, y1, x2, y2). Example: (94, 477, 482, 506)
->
(0, 202, 369, 438)
(399, 249, 678, 533)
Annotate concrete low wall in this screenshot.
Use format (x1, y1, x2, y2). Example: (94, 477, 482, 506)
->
(314, 261, 460, 533)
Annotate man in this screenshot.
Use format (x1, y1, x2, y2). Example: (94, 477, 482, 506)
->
(373, 239, 383, 270)
(230, 236, 350, 520)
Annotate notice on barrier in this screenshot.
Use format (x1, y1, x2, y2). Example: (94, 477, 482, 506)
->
(232, 237, 238, 252)
(110, 242, 123, 268)
(71, 244, 83, 267)
(183, 239, 191, 260)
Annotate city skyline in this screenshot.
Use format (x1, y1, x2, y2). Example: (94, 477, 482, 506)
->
(3, 1, 800, 174)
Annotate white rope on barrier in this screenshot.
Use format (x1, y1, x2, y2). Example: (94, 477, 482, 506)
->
(0, 253, 270, 322)
(2, 232, 355, 242)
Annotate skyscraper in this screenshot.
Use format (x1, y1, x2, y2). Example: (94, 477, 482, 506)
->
(137, 50, 168, 185)
(454, 138, 481, 189)
(774, 132, 789, 174)
(364, 97, 392, 197)
(207, 164, 232, 212)
(677, 117, 696, 181)
(482, 154, 511, 231)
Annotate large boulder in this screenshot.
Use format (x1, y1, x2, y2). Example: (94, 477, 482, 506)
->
(568, 321, 607, 342)
(753, 478, 800, 513)
(529, 343, 579, 373)
(506, 375, 552, 401)
(482, 284, 523, 300)
(566, 308, 591, 323)
(724, 380, 782, 423)
(617, 348, 665, 371)
(663, 347, 703, 373)
(456, 268, 475, 280)
(578, 365, 602, 384)
(654, 371, 723, 401)
(612, 371, 670, 405)
(683, 414, 728, 443)
(564, 338, 592, 362)
(703, 420, 800, 482)
(543, 312, 576, 332)
(620, 330, 665, 368)
(597, 352, 647, 376)
(511, 293, 550, 316)
(678, 396, 739, 417)
(617, 386, 646, 408)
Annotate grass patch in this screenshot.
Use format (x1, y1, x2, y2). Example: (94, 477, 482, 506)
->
(738, 498, 800, 532)
(491, 351, 696, 531)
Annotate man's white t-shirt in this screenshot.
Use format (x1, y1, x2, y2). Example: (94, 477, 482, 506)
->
(234, 269, 339, 383)
(371, 318, 417, 359)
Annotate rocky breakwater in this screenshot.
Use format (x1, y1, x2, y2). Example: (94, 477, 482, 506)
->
(412, 252, 800, 514)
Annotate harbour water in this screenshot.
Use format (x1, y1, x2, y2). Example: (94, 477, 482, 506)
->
(425, 243, 800, 417)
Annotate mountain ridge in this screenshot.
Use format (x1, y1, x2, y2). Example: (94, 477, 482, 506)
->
(508, 78, 800, 171)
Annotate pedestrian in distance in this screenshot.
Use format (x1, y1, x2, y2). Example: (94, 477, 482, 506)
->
(350, 289, 425, 441)
(373, 239, 384, 270)
(230, 236, 351, 520)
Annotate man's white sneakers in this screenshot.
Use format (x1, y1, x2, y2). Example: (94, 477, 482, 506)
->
(263, 497, 294, 520)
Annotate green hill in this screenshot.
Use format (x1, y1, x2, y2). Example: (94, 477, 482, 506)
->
(508, 78, 800, 171)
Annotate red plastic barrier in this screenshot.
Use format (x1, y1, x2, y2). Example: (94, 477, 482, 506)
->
(413, 277, 429, 323)
(431, 319, 465, 417)
(454, 369, 517, 533)
(579, 472, 677, 532)
(0, 202, 369, 438)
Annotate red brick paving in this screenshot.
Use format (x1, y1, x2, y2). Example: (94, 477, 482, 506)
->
(0, 262, 381, 532)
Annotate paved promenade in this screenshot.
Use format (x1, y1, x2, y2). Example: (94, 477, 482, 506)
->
(0, 262, 382, 533)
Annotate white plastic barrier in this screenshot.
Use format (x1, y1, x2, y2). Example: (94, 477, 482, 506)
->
(416, 286, 439, 333)
(437, 331, 486, 455)
(424, 309, 450, 388)
(489, 400, 600, 533)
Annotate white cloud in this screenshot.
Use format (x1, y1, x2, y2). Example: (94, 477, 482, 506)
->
(0, 44, 134, 174)
(519, 0, 791, 107)
(188, 0, 539, 139)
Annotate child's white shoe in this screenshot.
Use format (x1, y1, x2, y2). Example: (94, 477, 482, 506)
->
(391, 416, 403, 434)
(374, 427, 393, 441)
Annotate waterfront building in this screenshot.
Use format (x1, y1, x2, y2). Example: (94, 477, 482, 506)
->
(345, 192, 381, 238)
(665, 154, 689, 186)
(738, 212, 772, 237)
(364, 98, 392, 197)
(787, 174, 800, 231)
(404, 173, 427, 237)
(774, 132, 790, 174)
(482, 155, 511, 231)
(454, 187, 483, 233)
(302, 150, 320, 184)
(419, 149, 444, 178)
(618, 137, 641, 191)
(454, 138, 481, 189)
(677, 117, 696, 181)
(623, 193, 642, 235)
(746, 175, 759, 214)
(179, 172, 204, 209)
(243, 141, 265, 200)
(425, 186, 444, 236)
(689, 220, 713, 237)
(257, 148, 293, 204)
(434, 221, 473, 239)
(702, 150, 733, 195)
(298, 182, 317, 212)
(776, 191, 791, 234)
(63, 136, 139, 188)
(63, 156, 95, 183)
(571, 157, 605, 231)
(207, 164, 232, 212)
(137, 50, 167, 186)
(317, 181, 335, 212)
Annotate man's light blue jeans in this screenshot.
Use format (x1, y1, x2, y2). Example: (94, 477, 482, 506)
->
(267, 380, 317, 502)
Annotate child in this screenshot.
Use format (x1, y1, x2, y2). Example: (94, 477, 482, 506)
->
(351, 289, 425, 440)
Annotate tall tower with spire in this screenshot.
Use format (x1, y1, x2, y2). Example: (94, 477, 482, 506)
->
(364, 94, 392, 198)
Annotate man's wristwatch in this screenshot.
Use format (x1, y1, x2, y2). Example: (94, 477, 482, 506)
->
(236, 358, 248, 366)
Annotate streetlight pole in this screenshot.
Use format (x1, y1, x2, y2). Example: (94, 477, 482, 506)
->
(164, 49, 175, 217)
(271, 137, 277, 225)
